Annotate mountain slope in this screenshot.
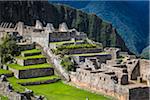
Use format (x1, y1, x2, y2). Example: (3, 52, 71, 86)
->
(0, 1, 129, 52)
(52, 1, 149, 55)
(141, 46, 150, 59)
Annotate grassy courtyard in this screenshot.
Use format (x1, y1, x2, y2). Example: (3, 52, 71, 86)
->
(26, 81, 110, 100)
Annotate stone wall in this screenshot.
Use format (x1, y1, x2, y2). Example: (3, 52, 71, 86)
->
(18, 43, 35, 51)
(21, 52, 41, 57)
(72, 54, 111, 64)
(49, 31, 87, 42)
(66, 48, 103, 55)
(31, 32, 49, 47)
(20, 78, 60, 86)
(70, 69, 150, 100)
(129, 87, 150, 100)
(16, 58, 47, 66)
(9, 67, 54, 79)
(139, 59, 150, 82)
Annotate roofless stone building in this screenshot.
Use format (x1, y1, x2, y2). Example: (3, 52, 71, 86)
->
(0, 20, 150, 100)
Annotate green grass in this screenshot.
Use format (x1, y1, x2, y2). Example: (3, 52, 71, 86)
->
(70, 52, 110, 56)
(26, 81, 110, 100)
(57, 43, 98, 51)
(0, 95, 8, 100)
(0, 69, 12, 75)
(21, 49, 41, 54)
(7, 76, 58, 92)
(16, 54, 45, 60)
(7, 63, 52, 70)
(50, 40, 83, 45)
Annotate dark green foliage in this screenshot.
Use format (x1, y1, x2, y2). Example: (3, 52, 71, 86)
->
(61, 56, 75, 71)
(57, 44, 98, 51)
(0, 33, 19, 64)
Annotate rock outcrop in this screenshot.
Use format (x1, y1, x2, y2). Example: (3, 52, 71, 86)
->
(0, 1, 129, 52)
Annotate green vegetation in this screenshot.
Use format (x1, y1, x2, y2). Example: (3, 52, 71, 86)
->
(16, 54, 45, 60)
(7, 76, 58, 92)
(57, 43, 98, 51)
(70, 52, 110, 56)
(0, 95, 8, 100)
(26, 81, 110, 100)
(0, 69, 12, 75)
(7, 63, 51, 70)
(0, 33, 19, 64)
(61, 56, 75, 71)
(8, 75, 58, 83)
(21, 49, 41, 54)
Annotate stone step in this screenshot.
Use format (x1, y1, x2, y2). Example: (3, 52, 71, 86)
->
(16, 55, 47, 66)
(17, 42, 35, 51)
(21, 49, 42, 57)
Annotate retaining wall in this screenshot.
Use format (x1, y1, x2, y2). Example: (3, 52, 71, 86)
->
(9, 67, 54, 79)
(16, 58, 47, 66)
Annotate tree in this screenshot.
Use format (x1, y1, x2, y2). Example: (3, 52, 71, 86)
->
(0, 33, 18, 64)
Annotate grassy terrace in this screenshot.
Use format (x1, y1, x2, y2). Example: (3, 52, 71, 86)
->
(70, 52, 110, 56)
(0, 95, 8, 100)
(7, 76, 58, 93)
(26, 81, 110, 100)
(50, 40, 83, 45)
(57, 43, 99, 51)
(21, 49, 41, 54)
(16, 54, 45, 60)
(0, 69, 12, 75)
(7, 63, 52, 70)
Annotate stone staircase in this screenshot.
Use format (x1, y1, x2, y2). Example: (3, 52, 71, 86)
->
(7, 43, 58, 81)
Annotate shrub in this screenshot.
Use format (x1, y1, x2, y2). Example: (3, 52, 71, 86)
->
(60, 56, 75, 71)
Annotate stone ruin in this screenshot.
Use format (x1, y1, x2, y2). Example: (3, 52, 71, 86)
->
(70, 48, 150, 100)
(0, 20, 150, 100)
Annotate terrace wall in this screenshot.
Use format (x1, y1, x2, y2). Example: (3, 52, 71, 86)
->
(73, 54, 111, 64)
(18, 43, 35, 51)
(129, 87, 150, 100)
(9, 67, 54, 79)
(21, 52, 41, 57)
(66, 48, 103, 55)
(16, 58, 47, 66)
(49, 31, 87, 42)
(70, 70, 150, 100)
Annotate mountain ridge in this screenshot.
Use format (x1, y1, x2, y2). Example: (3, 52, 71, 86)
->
(0, 1, 129, 52)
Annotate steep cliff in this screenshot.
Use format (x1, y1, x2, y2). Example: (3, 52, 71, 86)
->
(0, 1, 129, 52)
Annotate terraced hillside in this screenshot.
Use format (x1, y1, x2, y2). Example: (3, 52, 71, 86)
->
(0, 41, 110, 100)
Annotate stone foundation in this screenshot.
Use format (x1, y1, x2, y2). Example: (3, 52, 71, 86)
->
(9, 67, 54, 79)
